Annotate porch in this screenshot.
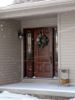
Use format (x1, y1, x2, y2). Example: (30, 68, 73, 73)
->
(0, 82, 74, 99)
(0, 0, 75, 100)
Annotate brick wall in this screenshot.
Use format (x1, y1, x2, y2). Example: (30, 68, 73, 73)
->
(0, 20, 21, 84)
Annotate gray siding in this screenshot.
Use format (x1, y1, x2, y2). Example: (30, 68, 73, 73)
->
(58, 12, 75, 84)
(21, 17, 57, 28)
(0, 20, 21, 84)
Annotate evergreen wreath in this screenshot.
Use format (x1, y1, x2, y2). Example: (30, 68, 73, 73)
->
(37, 32, 49, 48)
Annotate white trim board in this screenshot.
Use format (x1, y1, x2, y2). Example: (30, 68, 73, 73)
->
(0, 0, 75, 19)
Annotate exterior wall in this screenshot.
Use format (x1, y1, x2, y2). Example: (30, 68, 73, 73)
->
(58, 11, 75, 84)
(21, 17, 57, 29)
(0, 20, 21, 84)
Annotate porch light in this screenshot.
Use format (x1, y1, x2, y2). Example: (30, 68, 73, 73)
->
(18, 30, 23, 39)
(0, 0, 14, 7)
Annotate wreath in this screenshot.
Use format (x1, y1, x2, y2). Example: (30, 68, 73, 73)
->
(37, 32, 49, 48)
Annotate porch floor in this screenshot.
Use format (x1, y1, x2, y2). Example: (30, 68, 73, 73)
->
(0, 82, 75, 98)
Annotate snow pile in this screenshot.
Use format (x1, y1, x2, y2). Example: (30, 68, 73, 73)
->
(0, 91, 39, 100)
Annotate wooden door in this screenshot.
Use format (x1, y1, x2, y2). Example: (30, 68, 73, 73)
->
(34, 27, 53, 78)
(23, 27, 54, 78)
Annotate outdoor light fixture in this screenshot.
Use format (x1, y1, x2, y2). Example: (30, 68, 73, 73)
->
(18, 30, 24, 39)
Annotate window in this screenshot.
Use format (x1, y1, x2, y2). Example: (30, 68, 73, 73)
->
(23, 27, 58, 78)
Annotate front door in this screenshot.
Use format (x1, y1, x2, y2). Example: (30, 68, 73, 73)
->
(23, 27, 54, 78)
(34, 27, 53, 77)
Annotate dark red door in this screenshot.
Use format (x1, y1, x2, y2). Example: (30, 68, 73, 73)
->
(23, 27, 53, 78)
(34, 27, 53, 77)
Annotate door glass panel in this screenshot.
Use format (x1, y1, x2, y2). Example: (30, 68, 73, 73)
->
(26, 32, 32, 60)
(54, 28, 58, 76)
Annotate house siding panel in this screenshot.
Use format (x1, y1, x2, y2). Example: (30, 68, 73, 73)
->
(0, 20, 21, 84)
(58, 12, 75, 84)
(21, 17, 57, 28)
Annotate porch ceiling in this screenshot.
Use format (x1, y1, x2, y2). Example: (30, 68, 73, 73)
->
(0, 0, 75, 19)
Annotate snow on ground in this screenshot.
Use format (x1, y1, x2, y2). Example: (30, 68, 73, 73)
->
(0, 91, 39, 100)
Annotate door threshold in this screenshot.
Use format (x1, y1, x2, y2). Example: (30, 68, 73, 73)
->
(22, 77, 59, 84)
